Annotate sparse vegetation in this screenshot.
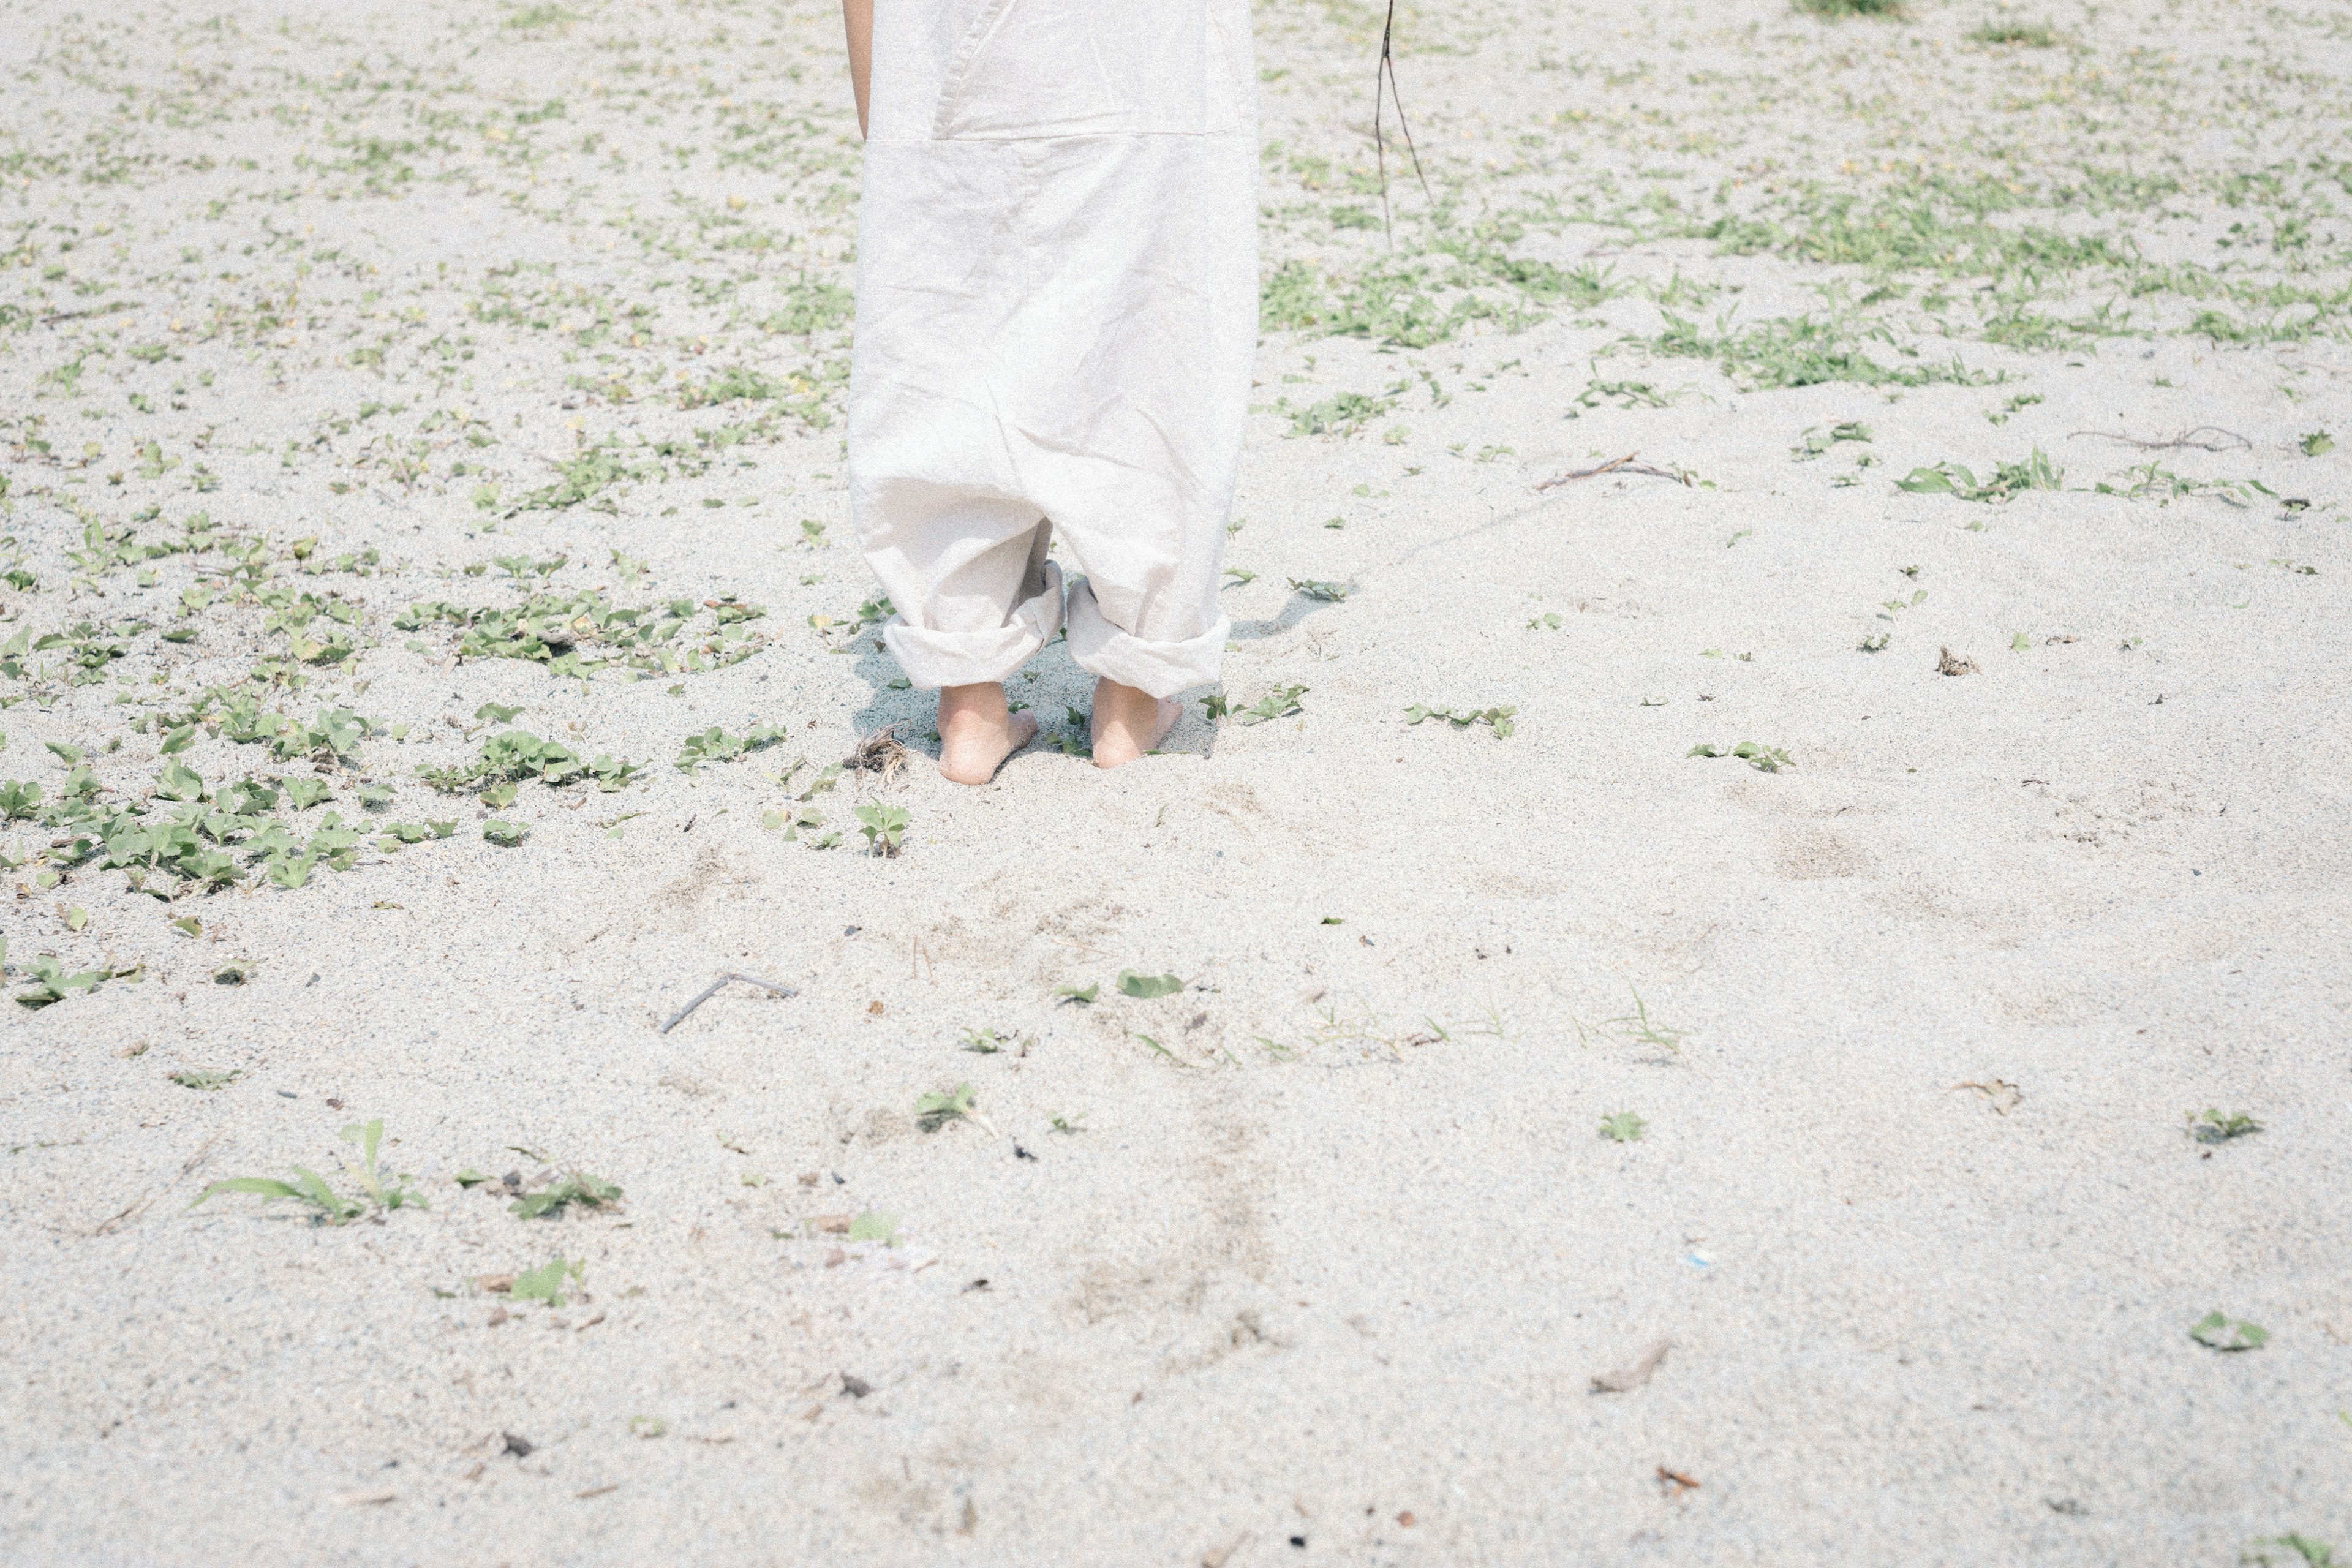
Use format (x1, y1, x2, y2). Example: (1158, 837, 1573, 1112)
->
(1405, 703, 1517, 738)
(189, 1120, 424, 1225)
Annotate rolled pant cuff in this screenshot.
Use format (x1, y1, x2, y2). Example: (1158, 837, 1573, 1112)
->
(882, 562, 1065, 690)
(1065, 576, 1226, 699)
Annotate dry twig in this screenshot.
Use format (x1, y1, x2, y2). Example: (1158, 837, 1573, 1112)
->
(1370, 0, 1431, 246)
(1536, 453, 1693, 491)
(659, 973, 799, 1035)
(2068, 426, 2250, 452)
(844, 724, 911, 784)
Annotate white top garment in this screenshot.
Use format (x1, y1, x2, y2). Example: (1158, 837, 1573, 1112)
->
(847, 0, 1261, 697)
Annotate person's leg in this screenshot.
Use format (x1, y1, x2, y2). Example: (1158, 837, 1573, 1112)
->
(1033, 2, 1259, 768)
(1088, 678, 1180, 769)
(854, 494, 1059, 784)
(938, 680, 1038, 784)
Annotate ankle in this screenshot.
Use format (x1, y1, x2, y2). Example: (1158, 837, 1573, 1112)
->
(940, 682, 1009, 729)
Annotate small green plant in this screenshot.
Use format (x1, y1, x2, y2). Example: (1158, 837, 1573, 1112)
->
(846, 1209, 899, 1245)
(483, 819, 528, 847)
(1231, 684, 1307, 726)
(1049, 1112, 1088, 1134)
(510, 1255, 583, 1307)
(1689, 741, 1793, 772)
(1055, 983, 1099, 1005)
(1859, 633, 1891, 653)
(1577, 987, 1691, 1056)
(1118, 970, 1183, 999)
(169, 1068, 242, 1091)
(1897, 448, 2062, 502)
(1796, 0, 1903, 14)
(960, 1026, 1012, 1054)
(2301, 432, 2335, 458)
(1287, 578, 1350, 601)
(510, 1169, 622, 1219)
(854, 802, 910, 856)
(1405, 703, 1517, 738)
(2190, 1311, 2269, 1352)
(2244, 1534, 2339, 1567)
(916, 1082, 997, 1134)
(189, 1118, 424, 1225)
(2186, 1109, 2262, 1144)
(1600, 1112, 1648, 1143)
(15, 958, 137, 1009)
(1792, 420, 1873, 459)
(674, 721, 784, 771)
(2094, 464, 2271, 506)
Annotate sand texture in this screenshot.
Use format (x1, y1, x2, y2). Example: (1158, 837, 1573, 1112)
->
(2, 0, 2349, 1562)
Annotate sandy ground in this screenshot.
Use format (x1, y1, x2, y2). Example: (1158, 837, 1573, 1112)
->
(4, 0, 2350, 1562)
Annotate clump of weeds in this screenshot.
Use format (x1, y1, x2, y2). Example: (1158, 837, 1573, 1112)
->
(1406, 703, 1517, 738)
(675, 722, 784, 772)
(1204, 684, 1307, 726)
(1689, 741, 1794, 772)
(2186, 1109, 2261, 1144)
(189, 1118, 425, 1225)
(1600, 1112, 1649, 1143)
(1577, 987, 1692, 1058)
(486, 1155, 624, 1219)
(1117, 970, 1184, 999)
(1287, 578, 1351, 602)
(916, 1081, 998, 1135)
(500, 1256, 586, 1307)
(1898, 448, 2063, 502)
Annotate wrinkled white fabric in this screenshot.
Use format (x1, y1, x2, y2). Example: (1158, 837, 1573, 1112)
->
(847, 0, 1259, 698)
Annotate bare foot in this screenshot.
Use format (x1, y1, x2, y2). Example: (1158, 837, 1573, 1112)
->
(1090, 678, 1180, 769)
(937, 683, 1037, 785)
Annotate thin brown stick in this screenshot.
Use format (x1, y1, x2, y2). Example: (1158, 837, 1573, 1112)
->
(2067, 426, 2250, 452)
(659, 973, 799, 1035)
(1371, 0, 1431, 247)
(41, 300, 142, 327)
(1536, 453, 1693, 491)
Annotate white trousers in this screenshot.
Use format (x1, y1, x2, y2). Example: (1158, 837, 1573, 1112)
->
(846, 0, 1259, 698)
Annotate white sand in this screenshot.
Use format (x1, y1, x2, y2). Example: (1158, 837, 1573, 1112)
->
(3, 1, 2348, 1562)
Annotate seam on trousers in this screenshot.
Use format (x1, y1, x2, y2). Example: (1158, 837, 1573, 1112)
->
(930, 0, 1020, 139)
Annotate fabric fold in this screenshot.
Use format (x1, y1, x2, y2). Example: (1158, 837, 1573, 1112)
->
(1065, 574, 1226, 698)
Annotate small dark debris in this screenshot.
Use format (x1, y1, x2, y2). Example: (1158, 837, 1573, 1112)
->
(963, 1278, 990, 1293)
(1014, 1144, 1037, 1162)
(2047, 1498, 2087, 1517)
(502, 1432, 534, 1458)
(843, 925, 861, 937)
(326, 1098, 345, 1110)
(839, 1374, 872, 1400)
(276, 1089, 298, 1099)
(1289, 1537, 1308, 1550)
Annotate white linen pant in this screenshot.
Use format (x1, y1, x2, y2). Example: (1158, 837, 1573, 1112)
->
(846, 0, 1259, 698)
